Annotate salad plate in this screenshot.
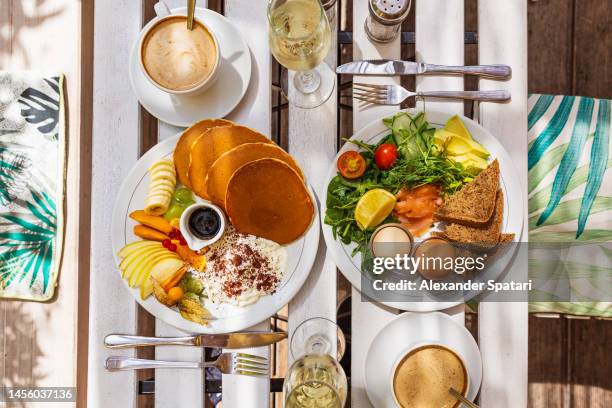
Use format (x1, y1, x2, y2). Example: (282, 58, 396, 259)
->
(112, 130, 319, 334)
(321, 109, 525, 312)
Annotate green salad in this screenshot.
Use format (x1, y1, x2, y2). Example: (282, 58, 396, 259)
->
(325, 111, 481, 256)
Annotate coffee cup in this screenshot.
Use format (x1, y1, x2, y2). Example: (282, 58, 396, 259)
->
(138, 1, 220, 95)
(390, 343, 469, 408)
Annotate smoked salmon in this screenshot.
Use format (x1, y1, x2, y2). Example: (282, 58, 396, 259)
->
(393, 185, 442, 237)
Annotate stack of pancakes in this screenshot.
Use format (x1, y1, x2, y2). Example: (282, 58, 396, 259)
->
(173, 119, 313, 245)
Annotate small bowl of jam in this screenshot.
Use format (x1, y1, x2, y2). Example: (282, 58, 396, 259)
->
(179, 202, 226, 250)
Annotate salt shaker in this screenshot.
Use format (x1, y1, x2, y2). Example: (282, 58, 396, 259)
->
(365, 0, 412, 43)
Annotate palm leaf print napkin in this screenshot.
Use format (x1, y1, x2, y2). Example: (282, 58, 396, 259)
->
(528, 94, 612, 317)
(0, 72, 65, 301)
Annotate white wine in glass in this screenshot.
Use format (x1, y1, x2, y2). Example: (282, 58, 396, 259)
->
(284, 317, 348, 408)
(284, 354, 347, 408)
(268, 0, 336, 108)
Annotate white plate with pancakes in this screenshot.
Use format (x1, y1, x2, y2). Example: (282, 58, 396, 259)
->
(129, 7, 251, 127)
(365, 312, 482, 408)
(112, 123, 319, 334)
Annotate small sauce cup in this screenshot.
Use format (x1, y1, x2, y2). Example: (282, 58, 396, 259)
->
(179, 202, 226, 251)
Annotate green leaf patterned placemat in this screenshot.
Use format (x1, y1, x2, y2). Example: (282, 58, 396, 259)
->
(528, 94, 612, 317)
(0, 72, 65, 301)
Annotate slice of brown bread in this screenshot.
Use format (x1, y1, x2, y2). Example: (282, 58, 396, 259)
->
(431, 222, 513, 247)
(435, 159, 500, 227)
(440, 189, 504, 248)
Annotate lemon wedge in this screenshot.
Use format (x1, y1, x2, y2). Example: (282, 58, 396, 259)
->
(355, 189, 397, 230)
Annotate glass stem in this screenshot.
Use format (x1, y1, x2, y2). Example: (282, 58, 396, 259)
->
(306, 333, 332, 355)
(294, 69, 321, 94)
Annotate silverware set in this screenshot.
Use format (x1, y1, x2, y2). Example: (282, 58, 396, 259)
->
(337, 59, 512, 106)
(104, 331, 286, 378)
(106, 353, 269, 377)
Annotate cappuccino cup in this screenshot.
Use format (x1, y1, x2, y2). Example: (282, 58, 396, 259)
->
(138, 1, 220, 95)
(391, 343, 469, 408)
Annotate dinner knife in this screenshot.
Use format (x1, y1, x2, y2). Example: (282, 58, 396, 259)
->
(336, 60, 511, 79)
(104, 332, 287, 349)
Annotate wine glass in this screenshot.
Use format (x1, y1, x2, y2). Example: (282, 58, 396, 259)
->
(268, 0, 336, 109)
(284, 318, 348, 407)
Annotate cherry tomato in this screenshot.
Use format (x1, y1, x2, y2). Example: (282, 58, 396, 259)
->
(337, 151, 367, 179)
(374, 143, 398, 170)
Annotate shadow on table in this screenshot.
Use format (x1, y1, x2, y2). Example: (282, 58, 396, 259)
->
(0, 0, 65, 67)
(0, 301, 47, 407)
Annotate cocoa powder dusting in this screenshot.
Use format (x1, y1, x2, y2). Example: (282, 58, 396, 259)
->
(204, 227, 282, 301)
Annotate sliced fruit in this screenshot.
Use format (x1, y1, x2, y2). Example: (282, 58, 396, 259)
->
(434, 129, 489, 159)
(354, 189, 397, 230)
(150, 257, 185, 282)
(119, 247, 166, 278)
(121, 248, 173, 283)
(175, 244, 207, 271)
(129, 210, 173, 234)
(131, 253, 178, 288)
(446, 136, 489, 158)
(161, 265, 188, 292)
(117, 240, 183, 291)
(142, 258, 185, 299)
(444, 115, 473, 140)
(141, 277, 154, 300)
(433, 128, 453, 144)
(150, 177, 175, 188)
(117, 239, 160, 258)
(447, 153, 488, 175)
(133, 225, 169, 241)
(119, 245, 166, 274)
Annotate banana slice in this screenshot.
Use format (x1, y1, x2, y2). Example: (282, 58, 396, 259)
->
(145, 158, 176, 215)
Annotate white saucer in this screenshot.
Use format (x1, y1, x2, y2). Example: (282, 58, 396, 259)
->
(129, 7, 251, 127)
(365, 312, 482, 408)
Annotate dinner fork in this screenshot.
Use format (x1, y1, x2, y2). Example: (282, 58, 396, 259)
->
(353, 83, 511, 105)
(105, 352, 268, 377)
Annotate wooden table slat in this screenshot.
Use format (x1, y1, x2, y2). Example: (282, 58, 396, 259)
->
(415, 0, 465, 115)
(286, 2, 340, 367)
(350, 1, 402, 407)
(151, 1, 208, 407)
(222, 1, 274, 406)
(478, 0, 529, 407)
(89, 0, 145, 406)
(225, 0, 272, 135)
(414, 0, 466, 327)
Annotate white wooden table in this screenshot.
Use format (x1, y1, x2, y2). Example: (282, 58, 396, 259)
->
(89, 0, 528, 407)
